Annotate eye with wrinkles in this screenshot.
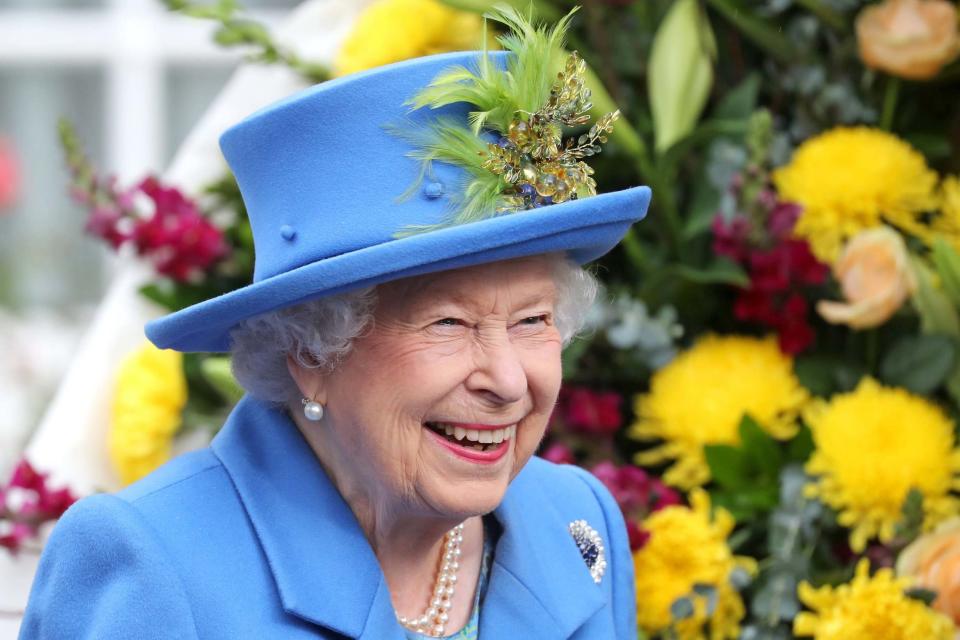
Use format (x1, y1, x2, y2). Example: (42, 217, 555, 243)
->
(435, 317, 463, 327)
(520, 314, 549, 325)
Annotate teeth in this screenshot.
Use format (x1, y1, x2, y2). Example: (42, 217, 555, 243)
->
(429, 422, 518, 445)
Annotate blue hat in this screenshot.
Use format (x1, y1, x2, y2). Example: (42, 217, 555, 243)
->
(146, 48, 651, 353)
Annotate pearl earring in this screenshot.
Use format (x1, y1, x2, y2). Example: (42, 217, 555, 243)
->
(302, 398, 324, 421)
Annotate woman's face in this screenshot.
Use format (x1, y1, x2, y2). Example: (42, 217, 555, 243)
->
(303, 256, 563, 521)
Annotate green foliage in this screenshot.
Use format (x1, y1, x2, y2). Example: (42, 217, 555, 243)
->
(932, 236, 960, 308)
(911, 252, 960, 336)
(703, 0, 799, 63)
(904, 587, 939, 606)
(794, 354, 867, 397)
(161, 0, 329, 83)
(740, 465, 823, 638)
(895, 488, 926, 542)
(879, 334, 956, 394)
(704, 416, 784, 520)
(200, 357, 244, 404)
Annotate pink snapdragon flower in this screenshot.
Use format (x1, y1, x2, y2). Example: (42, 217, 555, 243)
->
(1, 459, 78, 553)
(130, 177, 229, 281)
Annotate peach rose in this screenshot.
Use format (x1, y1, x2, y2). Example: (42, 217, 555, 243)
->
(816, 227, 916, 329)
(898, 517, 960, 625)
(856, 0, 960, 80)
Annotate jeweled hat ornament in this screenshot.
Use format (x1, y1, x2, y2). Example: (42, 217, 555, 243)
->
(146, 6, 651, 353)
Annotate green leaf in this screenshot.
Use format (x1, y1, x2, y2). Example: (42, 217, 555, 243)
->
(911, 255, 960, 337)
(704, 416, 784, 490)
(714, 74, 760, 121)
(648, 0, 716, 153)
(905, 587, 939, 606)
(683, 180, 722, 240)
(740, 416, 781, 471)
(795, 354, 868, 395)
(905, 133, 953, 161)
(139, 283, 180, 312)
(704, 444, 748, 490)
(786, 424, 815, 464)
(710, 485, 780, 521)
(794, 355, 836, 397)
(729, 566, 753, 590)
(704, 0, 799, 64)
(879, 334, 956, 394)
(692, 584, 719, 616)
(200, 356, 244, 404)
(671, 258, 750, 287)
(670, 596, 695, 621)
(932, 236, 960, 308)
(896, 488, 925, 541)
(215, 20, 270, 47)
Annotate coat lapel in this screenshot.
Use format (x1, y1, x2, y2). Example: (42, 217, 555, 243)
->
(211, 397, 404, 639)
(482, 463, 607, 638)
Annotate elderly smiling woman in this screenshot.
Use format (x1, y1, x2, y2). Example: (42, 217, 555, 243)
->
(20, 9, 650, 640)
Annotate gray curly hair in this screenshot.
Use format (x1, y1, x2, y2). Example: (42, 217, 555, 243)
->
(230, 254, 598, 404)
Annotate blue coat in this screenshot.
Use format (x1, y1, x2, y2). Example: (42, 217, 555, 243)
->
(20, 396, 636, 639)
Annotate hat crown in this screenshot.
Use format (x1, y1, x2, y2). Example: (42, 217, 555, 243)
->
(220, 51, 508, 282)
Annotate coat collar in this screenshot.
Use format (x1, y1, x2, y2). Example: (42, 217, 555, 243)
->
(212, 397, 605, 638)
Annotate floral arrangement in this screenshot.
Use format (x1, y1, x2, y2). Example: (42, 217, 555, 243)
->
(24, 0, 960, 637)
(0, 460, 76, 553)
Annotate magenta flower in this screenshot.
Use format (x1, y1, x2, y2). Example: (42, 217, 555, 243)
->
(129, 177, 229, 282)
(558, 386, 623, 436)
(591, 461, 682, 550)
(1, 459, 78, 554)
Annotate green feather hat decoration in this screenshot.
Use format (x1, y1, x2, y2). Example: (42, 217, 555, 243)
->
(394, 4, 620, 236)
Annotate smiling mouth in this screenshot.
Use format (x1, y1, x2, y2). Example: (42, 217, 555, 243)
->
(424, 421, 517, 453)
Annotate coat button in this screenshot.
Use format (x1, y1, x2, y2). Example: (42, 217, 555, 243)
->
(280, 225, 296, 241)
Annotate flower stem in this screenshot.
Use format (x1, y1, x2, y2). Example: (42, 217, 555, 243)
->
(865, 328, 880, 374)
(880, 76, 900, 131)
(793, 0, 847, 32)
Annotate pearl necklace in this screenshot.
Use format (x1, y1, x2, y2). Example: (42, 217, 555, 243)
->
(396, 522, 465, 637)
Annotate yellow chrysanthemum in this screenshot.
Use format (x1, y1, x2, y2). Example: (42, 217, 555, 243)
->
(109, 342, 187, 485)
(773, 127, 938, 263)
(794, 559, 954, 639)
(634, 490, 757, 639)
(630, 335, 808, 489)
(804, 378, 960, 552)
(930, 175, 960, 244)
(334, 0, 487, 77)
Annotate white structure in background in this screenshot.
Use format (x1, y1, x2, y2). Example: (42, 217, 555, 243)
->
(0, 0, 373, 633)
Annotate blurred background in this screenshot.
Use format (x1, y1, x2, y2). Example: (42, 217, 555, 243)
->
(0, 0, 306, 476)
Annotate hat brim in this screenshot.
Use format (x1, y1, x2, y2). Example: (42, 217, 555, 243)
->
(146, 185, 651, 352)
